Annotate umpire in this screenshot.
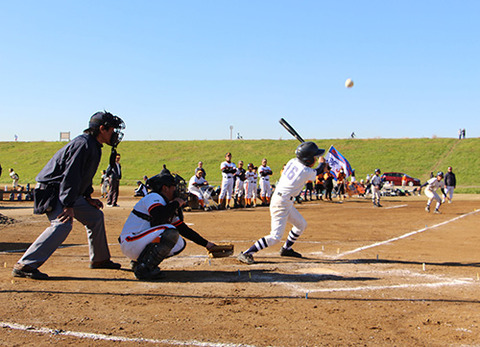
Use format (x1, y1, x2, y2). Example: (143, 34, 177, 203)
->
(12, 111, 126, 280)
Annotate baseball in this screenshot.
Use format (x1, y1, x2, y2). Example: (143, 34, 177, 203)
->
(345, 78, 354, 88)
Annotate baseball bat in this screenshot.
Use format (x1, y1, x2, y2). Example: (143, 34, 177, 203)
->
(279, 118, 305, 143)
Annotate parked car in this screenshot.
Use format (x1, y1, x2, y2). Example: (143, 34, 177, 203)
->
(381, 172, 421, 186)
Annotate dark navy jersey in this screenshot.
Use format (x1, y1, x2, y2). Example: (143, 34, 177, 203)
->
(36, 133, 103, 207)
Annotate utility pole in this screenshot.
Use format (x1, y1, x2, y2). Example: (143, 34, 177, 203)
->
(229, 125, 233, 140)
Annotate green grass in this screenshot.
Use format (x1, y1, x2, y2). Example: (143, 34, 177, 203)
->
(1, 138, 478, 192)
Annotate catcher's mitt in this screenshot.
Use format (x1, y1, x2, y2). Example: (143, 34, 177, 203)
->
(208, 243, 234, 258)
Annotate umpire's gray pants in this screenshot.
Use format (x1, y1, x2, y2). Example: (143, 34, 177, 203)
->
(18, 196, 111, 269)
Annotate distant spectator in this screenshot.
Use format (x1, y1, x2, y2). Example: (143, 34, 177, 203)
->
(160, 164, 170, 176)
(323, 166, 334, 201)
(458, 128, 462, 140)
(336, 169, 346, 201)
(134, 180, 148, 197)
(0, 163, 2, 178)
(401, 174, 407, 188)
(304, 180, 314, 201)
(443, 166, 456, 203)
(462, 128, 466, 139)
(100, 170, 109, 198)
(9, 168, 19, 188)
(195, 161, 206, 177)
(106, 153, 122, 207)
(350, 132, 356, 138)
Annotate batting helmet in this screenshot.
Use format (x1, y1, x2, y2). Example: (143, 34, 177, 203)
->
(146, 173, 176, 194)
(295, 142, 325, 166)
(437, 171, 444, 178)
(375, 168, 381, 174)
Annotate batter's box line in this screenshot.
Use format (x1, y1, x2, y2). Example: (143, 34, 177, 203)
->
(0, 321, 257, 347)
(333, 209, 480, 259)
(283, 278, 472, 294)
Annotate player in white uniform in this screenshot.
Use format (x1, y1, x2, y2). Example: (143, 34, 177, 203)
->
(244, 163, 257, 207)
(420, 171, 446, 214)
(188, 170, 210, 211)
(237, 142, 325, 264)
(219, 152, 237, 209)
(258, 158, 273, 206)
(119, 174, 216, 280)
(370, 168, 383, 207)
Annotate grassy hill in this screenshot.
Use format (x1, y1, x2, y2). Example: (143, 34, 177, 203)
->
(1, 138, 478, 193)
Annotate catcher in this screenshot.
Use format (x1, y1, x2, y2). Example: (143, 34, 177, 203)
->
(119, 173, 232, 281)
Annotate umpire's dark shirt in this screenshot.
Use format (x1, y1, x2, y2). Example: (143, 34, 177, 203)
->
(445, 172, 456, 187)
(36, 133, 103, 208)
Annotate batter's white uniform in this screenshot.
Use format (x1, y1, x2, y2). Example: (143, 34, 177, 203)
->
(370, 174, 382, 205)
(188, 175, 208, 203)
(256, 158, 316, 249)
(258, 165, 272, 197)
(244, 171, 256, 199)
(119, 193, 185, 261)
(425, 177, 445, 205)
(219, 161, 236, 200)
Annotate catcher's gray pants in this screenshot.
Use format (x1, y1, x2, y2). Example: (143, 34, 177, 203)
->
(17, 196, 111, 269)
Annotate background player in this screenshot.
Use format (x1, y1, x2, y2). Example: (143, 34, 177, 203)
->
(119, 173, 217, 280)
(371, 168, 383, 207)
(244, 163, 257, 207)
(420, 171, 446, 214)
(237, 142, 325, 264)
(188, 170, 210, 211)
(258, 158, 273, 206)
(218, 152, 236, 209)
(233, 160, 246, 208)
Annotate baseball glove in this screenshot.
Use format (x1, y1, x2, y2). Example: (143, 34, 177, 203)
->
(208, 243, 234, 258)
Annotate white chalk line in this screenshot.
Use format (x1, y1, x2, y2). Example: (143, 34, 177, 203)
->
(384, 204, 408, 210)
(0, 322, 256, 347)
(284, 279, 471, 294)
(335, 209, 480, 258)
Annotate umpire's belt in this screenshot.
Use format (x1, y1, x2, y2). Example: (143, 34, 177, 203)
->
(276, 192, 293, 200)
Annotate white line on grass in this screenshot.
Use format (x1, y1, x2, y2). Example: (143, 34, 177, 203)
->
(0, 322, 256, 347)
(335, 209, 480, 258)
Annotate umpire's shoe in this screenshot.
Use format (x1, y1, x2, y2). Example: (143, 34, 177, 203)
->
(12, 265, 49, 280)
(90, 260, 121, 269)
(237, 252, 255, 265)
(280, 247, 302, 258)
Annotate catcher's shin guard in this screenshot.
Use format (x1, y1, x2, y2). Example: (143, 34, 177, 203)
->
(134, 229, 179, 279)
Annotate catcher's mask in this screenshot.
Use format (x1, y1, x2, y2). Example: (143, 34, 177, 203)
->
(295, 142, 325, 167)
(146, 174, 176, 194)
(88, 111, 126, 147)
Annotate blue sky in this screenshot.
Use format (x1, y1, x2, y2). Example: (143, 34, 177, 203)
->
(0, 1, 478, 141)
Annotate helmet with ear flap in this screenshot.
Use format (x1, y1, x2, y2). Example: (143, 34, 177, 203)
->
(295, 142, 325, 166)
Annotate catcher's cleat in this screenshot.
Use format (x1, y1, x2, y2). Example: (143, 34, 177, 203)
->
(134, 264, 165, 280)
(90, 260, 121, 269)
(434, 209, 442, 214)
(12, 267, 49, 280)
(237, 252, 255, 265)
(425, 206, 430, 213)
(280, 247, 302, 258)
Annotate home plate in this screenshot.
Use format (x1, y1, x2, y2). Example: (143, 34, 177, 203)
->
(296, 267, 339, 275)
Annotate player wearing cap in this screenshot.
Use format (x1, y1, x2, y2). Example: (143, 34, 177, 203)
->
(371, 169, 383, 207)
(218, 152, 237, 209)
(237, 142, 325, 264)
(258, 158, 273, 206)
(420, 171, 446, 214)
(13, 111, 125, 279)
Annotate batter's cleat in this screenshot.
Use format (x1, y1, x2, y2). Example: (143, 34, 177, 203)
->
(425, 206, 430, 213)
(90, 260, 121, 269)
(12, 267, 49, 280)
(434, 209, 442, 214)
(280, 247, 302, 258)
(237, 252, 255, 265)
(377, 203, 382, 207)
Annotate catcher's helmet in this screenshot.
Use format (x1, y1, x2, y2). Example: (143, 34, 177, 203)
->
(295, 142, 325, 166)
(89, 111, 126, 147)
(146, 173, 176, 194)
(437, 171, 444, 177)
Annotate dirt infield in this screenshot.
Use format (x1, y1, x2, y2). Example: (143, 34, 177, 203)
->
(1, 193, 479, 346)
